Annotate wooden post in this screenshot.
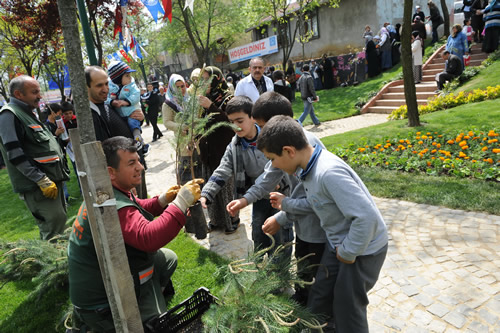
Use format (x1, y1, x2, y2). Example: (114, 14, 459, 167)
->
(69, 129, 144, 333)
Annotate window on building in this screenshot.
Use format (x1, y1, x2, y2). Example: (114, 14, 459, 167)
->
(256, 24, 269, 40)
(302, 9, 319, 40)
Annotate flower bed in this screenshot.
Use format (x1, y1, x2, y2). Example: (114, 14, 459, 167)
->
(389, 85, 500, 120)
(333, 129, 500, 181)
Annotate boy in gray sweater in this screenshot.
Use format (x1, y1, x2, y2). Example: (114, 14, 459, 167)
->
(200, 96, 284, 256)
(257, 115, 388, 333)
(227, 91, 326, 305)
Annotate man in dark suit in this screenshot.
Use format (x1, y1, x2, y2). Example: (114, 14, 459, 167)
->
(435, 51, 463, 91)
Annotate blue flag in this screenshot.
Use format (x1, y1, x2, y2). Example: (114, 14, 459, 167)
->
(112, 52, 121, 61)
(140, 0, 164, 23)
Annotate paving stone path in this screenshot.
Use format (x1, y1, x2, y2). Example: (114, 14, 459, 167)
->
(142, 113, 500, 332)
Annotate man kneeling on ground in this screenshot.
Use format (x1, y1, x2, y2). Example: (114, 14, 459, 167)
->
(68, 136, 203, 332)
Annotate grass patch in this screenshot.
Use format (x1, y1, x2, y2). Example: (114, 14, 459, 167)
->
(291, 40, 440, 125)
(457, 59, 500, 92)
(321, 99, 500, 214)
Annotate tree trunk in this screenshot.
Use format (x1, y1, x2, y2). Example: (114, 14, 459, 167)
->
(402, 0, 420, 127)
(56, 0, 96, 143)
(440, 0, 450, 38)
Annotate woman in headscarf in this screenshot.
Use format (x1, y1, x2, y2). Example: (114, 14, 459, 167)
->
(197, 66, 240, 234)
(446, 24, 469, 66)
(377, 24, 393, 70)
(366, 35, 381, 78)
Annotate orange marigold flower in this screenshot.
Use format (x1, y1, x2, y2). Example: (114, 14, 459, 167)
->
(358, 148, 365, 152)
(482, 146, 488, 151)
(459, 152, 467, 158)
(399, 139, 405, 143)
(431, 149, 437, 153)
(447, 140, 455, 144)
(428, 136, 433, 139)
(464, 156, 470, 160)
(488, 139, 498, 144)
(472, 159, 477, 163)
(431, 157, 436, 160)
(493, 148, 500, 153)
(418, 141, 424, 144)
(459, 141, 467, 147)
(416, 136, 421, 140)
(486, 158, 494, 164)
(416, 132, 421, 135)
(386, 140, 390, 143)
(483, 137, 488, 141)
(488, 131, 498, 137)
(412, 151, 418, 154)
(408, 144, 413, 148)
(385, 161, 389, 165)
(464, 135, 470, 140)
(468, 131, 474, 136)
(427, 161, 432, 166)
(380, 148, 385, 152)
(432, 142, 437, 146)
(439, 156, 445, 161)
(421, 135, 428, 139)
(462, 145, 469, 150)
(436, 143, 441, 148)
(438, 135, 443, 138)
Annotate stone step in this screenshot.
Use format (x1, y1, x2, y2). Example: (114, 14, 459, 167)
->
(375, 99, 428, 107)
(423, 68, 442, 75)
(432, 54, 488, 65)
(422, 75, 436, 81)
(390, 82, 437, 93)
(426, 58, 485, 69)
(365, 105, 399, 114)
(381, 92, 437, 100)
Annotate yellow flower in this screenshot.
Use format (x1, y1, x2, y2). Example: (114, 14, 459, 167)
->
(468, 131, 474, 137)
(439, 156, 445, 161)
(447, 140, 455, 144)
(380, 148, 385, 152)
(416, 132, 421, 135)
(482, 146, 489, 151)
(493, 148, 500, 153)
(488, 139, 498, 144)
(399, 139, 405, 143)
(458, 141, 467, 147)
(436, 143, 441, 148)
(464, 135, 470, 140)
(431, 149, 437, 153)
(422, 135, 428, 139)
(418, 141, 424, 144)
(462, 145, 469, 150)
(459, 152, 467, 158)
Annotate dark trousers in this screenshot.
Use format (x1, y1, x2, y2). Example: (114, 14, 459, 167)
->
(307, 243, 387, 333)
(436, 72, 457, 90)
(294, 237, 325, 306)
(149, 111, 162, 141)
(431, 25, 439, 44)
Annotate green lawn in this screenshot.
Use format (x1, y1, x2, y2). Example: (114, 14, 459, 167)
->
(321, 99, 500, 214)
(457, 59, 500, 92)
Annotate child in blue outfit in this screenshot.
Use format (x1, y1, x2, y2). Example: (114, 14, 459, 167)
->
(257, 115, 388, 333)
(107, 61, 149, 152)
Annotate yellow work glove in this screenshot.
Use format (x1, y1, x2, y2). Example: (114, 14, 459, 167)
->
(171, 178, 204, 213)
(158, 185, 181, 207)
(36, 176, 58, 199)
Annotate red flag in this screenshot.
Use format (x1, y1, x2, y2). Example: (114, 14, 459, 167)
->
(162, 0, 172, 23)
(119, 49, 132, 63)
(113, 6, 123, 38)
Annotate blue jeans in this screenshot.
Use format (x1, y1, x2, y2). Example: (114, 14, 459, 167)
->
(128, 117, 142, 133)
(431, 25, 439, 44)
(298, 100, 320, 126)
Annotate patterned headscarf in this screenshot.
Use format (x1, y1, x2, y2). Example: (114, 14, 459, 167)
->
(203, 66, 232, 109)
(166, 74, 188, 112)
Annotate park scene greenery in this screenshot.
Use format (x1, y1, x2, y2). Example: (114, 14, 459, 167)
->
(1, 0, 500, 331)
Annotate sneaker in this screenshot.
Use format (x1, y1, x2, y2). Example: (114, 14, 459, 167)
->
(135, 137, 143, 150)
(142, 144, 150, 156)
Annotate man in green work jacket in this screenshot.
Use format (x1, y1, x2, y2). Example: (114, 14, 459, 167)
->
(0, 75, 69, 240)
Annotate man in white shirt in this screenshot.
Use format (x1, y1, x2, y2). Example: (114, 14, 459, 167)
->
(234, 57, 274, 102)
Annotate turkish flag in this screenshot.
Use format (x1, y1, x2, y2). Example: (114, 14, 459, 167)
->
(163, 0, 172, 23)
(113, 6, 122, 38)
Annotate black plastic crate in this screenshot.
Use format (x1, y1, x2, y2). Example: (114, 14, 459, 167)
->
(147, 287, 216, 333)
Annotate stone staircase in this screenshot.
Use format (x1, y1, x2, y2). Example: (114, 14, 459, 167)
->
(361, 43, 489, 114)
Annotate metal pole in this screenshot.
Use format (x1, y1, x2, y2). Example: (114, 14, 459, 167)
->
(75, 0, 98, 65)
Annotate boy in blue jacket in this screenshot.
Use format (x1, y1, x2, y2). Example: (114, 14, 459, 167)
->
(108, 61, 149, 152)
(257, 115, 388, 333)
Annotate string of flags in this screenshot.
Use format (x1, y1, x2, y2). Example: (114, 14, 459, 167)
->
(106, 0, 194, 66)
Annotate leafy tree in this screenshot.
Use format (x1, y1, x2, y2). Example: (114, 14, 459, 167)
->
(41, 38, 68, 100)
(163, 0, 247, 66)
(401, 0, 420, 127)
(246, 0, 340, 69)
(0, 0, 61, 77)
